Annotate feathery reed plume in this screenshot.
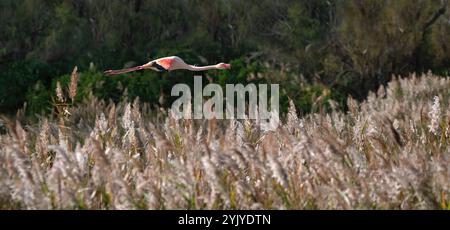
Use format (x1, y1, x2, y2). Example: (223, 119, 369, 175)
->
(428, 96, 441, 135)
(286, 99, 299, 134)
(122, 103, 132, 130)
(267, 153, 289, 189)
(56, 81, 64, 103)
(68, 66, 78, 103)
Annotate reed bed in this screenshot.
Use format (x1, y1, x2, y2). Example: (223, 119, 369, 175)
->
(0, 72, 449, 210)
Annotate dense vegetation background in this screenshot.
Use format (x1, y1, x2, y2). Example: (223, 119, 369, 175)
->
(0, 0, 449, 115)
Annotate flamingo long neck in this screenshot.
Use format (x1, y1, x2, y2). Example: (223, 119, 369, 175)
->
(187, 65, 218, 71)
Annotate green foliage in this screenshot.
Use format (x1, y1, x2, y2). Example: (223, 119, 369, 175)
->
(335, 0, 449, 79)
(280, 82, 345, 115)
(25, 81, 51, 115)
(216, 58, 264, 86)
(294, 84, 331, 114)
(0, 60, 57, 114)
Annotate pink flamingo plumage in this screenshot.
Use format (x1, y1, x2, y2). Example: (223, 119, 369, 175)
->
(104, 56, 231, 76)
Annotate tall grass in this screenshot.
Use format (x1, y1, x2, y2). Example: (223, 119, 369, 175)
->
(0, 72, 449, 210)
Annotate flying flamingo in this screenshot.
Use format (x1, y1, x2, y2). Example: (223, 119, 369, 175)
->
(104, 56, 231, 76)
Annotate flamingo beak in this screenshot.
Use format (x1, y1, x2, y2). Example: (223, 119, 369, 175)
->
(224, 63, 231, 69)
